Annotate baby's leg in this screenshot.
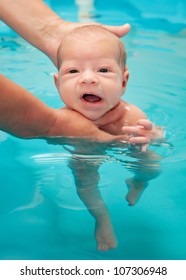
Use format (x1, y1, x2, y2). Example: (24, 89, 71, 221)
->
(125, 149, 161, 206)
(68, 157, 117, 251)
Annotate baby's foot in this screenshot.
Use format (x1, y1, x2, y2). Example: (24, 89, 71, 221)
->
(125, 178, 147, 206)
(95, 219, 117, 251)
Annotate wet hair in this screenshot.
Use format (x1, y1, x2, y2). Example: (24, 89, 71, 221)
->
(57, 25, 127, 69)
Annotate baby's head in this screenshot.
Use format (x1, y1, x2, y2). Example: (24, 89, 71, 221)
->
(57, 24, 127, 70)
(54, 25, 129, 121)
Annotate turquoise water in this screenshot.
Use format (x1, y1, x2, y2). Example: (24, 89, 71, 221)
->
(0, 0, 186, 260)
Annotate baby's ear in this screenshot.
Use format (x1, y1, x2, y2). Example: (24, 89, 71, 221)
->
(122, 66, 129, 89)
(53, 73, 59, 88)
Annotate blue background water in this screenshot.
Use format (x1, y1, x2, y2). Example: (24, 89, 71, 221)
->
(0, 0, 186, 260)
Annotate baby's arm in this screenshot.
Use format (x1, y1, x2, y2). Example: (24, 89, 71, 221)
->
(121, 103, 164, 151)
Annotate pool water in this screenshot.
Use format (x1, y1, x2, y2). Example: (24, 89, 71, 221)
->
(0, 0, 186, 260)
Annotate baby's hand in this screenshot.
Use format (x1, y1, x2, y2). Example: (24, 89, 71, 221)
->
(122, 119, 164, 152)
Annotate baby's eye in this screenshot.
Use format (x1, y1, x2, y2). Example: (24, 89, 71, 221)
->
(69, 69, 78, 74)
(99, 68, 109, 73)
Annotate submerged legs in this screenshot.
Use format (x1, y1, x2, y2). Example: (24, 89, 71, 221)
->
(68, 156, 117, 251)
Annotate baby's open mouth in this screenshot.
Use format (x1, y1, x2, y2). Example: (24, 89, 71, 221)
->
(82, 94, 102, 103)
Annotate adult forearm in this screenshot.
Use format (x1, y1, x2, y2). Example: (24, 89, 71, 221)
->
(0, 0, 64, 64)
(0, 0, 130, 66)
(0, 74, 57, 138)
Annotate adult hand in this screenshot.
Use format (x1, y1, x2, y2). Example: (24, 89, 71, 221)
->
(0, 0, 130, 67)
(60, 21, 130, 38)
(47, 107, 131, 144)
(47, 21, 131, 66)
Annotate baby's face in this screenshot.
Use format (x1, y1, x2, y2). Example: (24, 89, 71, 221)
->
(54, 34, 127, 121)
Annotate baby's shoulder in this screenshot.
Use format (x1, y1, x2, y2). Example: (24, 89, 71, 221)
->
(122, 101, 147, 125)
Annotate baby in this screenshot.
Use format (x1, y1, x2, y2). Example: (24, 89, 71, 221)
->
(54, 25, 162, 146)
(54, 25, 163, 250)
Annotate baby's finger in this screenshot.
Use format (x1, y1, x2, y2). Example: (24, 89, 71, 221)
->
(137, 119, 153, 130)
(129, 136, 150, 144)
(122, 126, 139, 134)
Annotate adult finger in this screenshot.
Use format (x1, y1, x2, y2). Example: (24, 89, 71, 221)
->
(102, 23, 131, 37)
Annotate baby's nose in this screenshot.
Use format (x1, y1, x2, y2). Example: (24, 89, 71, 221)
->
(79, 70, 98, 84)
